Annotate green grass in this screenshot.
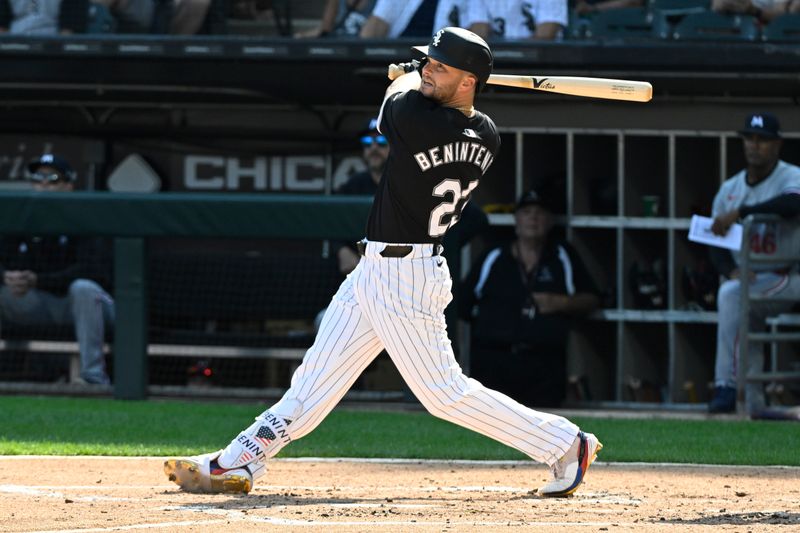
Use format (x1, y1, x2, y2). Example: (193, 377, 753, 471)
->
(0, 396, 798, 466)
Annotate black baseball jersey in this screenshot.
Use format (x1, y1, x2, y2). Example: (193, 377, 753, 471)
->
(366, 89, 500, 245)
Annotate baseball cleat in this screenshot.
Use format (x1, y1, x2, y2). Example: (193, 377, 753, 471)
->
(164, 450, 253, 494)
(708, 386, 736, 413)
(538, 431, 602, 497)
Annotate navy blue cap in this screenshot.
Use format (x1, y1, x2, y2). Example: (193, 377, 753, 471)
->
(515, 190, 553, 212)
(739, 112, 781, 139)
(27, 154, 77, 181)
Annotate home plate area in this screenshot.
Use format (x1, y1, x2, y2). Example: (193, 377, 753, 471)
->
(0, 457, 798, 532)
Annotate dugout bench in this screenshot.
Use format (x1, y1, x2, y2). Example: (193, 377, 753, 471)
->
(0, 245, 341, 389)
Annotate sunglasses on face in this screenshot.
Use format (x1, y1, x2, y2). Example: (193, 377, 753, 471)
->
(360, 135, 388, 147)
(28, 172, 66, 184)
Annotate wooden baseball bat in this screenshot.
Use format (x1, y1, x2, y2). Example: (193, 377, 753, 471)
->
(487, 74, 652, 102)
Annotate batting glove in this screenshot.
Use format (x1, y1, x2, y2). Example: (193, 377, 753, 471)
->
(387, 59, 422, 80)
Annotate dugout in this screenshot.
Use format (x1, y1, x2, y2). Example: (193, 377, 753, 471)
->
(0, 32, 798, 406)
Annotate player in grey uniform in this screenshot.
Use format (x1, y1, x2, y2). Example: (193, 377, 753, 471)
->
(164, 27, 601, 498)
(708, 112, 800, 414)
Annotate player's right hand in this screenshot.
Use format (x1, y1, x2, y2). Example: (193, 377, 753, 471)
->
(387, 60, 421, 80)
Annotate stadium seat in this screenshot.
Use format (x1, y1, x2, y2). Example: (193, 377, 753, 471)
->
(649, 0, 710, 17)
(583, 8, 669, 40)
(761, 14, 800, 42)
(568, 11, 593, 39)
(671, 12, 759, 41)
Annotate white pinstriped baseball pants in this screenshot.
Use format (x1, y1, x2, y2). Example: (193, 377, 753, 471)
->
(268, 240, 579, 466)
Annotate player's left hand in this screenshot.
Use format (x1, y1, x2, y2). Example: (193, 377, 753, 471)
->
(711, 209, 740, 236)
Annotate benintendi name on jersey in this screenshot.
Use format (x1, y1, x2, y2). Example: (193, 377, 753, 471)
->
(413, 140, 495, 174)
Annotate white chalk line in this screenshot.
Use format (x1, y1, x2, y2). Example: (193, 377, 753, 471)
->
(0, 485, 163, 490)
(28, 520, 232, 533)
(0, 484, 136, 502)
(0, 482, 641, 506)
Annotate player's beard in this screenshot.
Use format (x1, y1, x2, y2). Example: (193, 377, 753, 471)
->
(420, 76, 457, 105)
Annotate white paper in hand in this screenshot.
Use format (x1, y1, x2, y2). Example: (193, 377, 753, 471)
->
(688, 215, 742, 251)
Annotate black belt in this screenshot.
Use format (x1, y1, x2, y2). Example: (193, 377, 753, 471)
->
(356, 241, 439, 258)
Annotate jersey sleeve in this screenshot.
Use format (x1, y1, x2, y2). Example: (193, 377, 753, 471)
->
(379, 90, 437, 144)
(711, 179, 729, 217)
(778, 164, 800, 195)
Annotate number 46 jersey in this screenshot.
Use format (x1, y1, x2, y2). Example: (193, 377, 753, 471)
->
(366, 89, 500, 245)
(712, 159, 800, 271)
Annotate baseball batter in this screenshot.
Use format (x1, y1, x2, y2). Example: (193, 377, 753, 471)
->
(708, 112, 800, 414)
(164, 27, 601, 497)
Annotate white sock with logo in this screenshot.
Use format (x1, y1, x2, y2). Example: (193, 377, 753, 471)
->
(216, 410, 293, 480)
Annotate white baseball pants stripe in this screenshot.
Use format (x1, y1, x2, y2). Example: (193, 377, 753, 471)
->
(270, 240, 578, 466)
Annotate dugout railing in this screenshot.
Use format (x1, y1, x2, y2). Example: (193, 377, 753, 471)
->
(1, 191, 451, 400)
(737, 214, 800, 415)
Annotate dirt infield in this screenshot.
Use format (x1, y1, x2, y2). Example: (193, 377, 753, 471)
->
(1, 457, 798, 532)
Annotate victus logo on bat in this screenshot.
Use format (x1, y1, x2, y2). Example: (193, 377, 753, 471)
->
(531, 78, 556, 89)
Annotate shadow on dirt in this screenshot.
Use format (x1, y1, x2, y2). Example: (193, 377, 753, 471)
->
(167, 492, 430, 509)
(659, 511, 800, 526)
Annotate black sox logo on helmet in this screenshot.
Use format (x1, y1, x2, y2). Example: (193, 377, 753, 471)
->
(413, 27, 493, 90)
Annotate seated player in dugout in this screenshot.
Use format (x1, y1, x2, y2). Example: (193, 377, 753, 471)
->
(0, 154, 115, 385)
(707, 111, 800, 416)
(460, 190, 600, 408)
(165, 27, 602, 499)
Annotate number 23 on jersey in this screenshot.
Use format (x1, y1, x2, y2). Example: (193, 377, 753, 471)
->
(429, 178, 479, 238)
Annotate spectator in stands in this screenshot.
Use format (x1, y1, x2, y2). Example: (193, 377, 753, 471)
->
(711, 0, 799, 23)
(89, 0, 215, 34)
(0, 154, 115, 385)
(573, 0, 644, 16)
(707, 112, 800, 415)
(468, 0, 569, 40)
(89, 0, 153, 32)
(459, 189, 599, 407)
(0, 0, 87, 34)
(295, 0, 376, 38)
(360, 0, 486, 38)
(169, 0, 217, 34)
